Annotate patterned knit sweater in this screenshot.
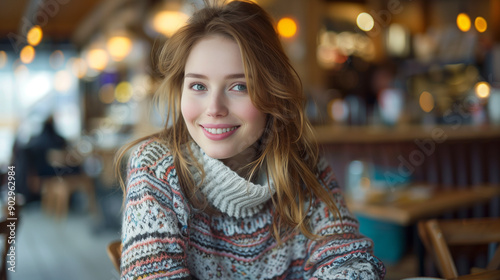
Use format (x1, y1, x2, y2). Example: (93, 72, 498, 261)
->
(121, 139, 385, 279)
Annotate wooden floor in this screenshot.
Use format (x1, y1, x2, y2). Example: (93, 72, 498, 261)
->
(8, 202, 121, 280)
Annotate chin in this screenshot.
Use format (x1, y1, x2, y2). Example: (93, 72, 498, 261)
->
(201, 146, 235, 160)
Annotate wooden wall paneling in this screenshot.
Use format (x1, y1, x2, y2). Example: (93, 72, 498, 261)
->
(455, 142, 469, 219)
(471, 142, 486, 218)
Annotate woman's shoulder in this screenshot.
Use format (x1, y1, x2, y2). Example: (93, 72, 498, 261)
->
(124, 138, 192, 235)
(129, 137, 173, 166)
(127, 137, 176, 180)
(125, 137, 186, 204)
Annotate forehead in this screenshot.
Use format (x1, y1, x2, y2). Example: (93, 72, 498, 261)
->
(184, 35, 244, 75)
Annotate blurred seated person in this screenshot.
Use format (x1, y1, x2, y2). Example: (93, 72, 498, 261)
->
(28, 116, 66, 173)
(23, 116, 79, 201)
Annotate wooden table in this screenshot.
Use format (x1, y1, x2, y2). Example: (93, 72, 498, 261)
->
(347, 184, 500, 226)
(348, 184, 500, 277)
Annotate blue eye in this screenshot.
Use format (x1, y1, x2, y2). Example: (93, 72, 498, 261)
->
(190, 83, 206, 91)
(231, 84, 247, 92)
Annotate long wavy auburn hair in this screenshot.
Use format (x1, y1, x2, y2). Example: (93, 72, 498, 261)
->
(115, 0, 341, 244)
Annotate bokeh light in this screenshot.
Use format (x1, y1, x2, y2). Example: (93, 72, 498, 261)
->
(115, 81, 133, 103)
(27, 25, 43, 46)
(419, 91, 435, 113)
(475, 81, 490, 99)
(86, 49, 108, 71)
(107, 36, 132, 61)
(277, 17, 297, 38)
(357, 12, 374, 32)
(316, 29, 375, 69)
(475, 17, 487, 33)
(328, 98, 348, 122)
(69, 57, 88, 79)
(131, 74, 152, 101)
(49, 50, 65, 69)
(20, 45, 35, 64)
(387, 24, 409, 57)
(153, 11, 189, 37)
(457, 13, 471, 32)
(337, 32, 355, 55)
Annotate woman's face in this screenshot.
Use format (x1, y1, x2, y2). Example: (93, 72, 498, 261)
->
(181, 35, 267, 166)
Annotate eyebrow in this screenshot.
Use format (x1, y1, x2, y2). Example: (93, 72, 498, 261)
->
(184, 73, 246, 79)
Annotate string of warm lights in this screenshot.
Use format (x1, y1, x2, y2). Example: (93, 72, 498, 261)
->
(457, 13, 488, 33)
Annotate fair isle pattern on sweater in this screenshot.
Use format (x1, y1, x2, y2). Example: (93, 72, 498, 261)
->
(121, 139, 386, 280)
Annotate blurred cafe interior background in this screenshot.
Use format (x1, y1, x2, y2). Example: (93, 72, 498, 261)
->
(0, 0, 500, 279)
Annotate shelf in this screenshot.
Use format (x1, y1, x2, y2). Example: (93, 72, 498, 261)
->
(313, 124, 500, 144)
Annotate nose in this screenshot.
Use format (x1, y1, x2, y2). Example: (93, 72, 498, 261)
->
(206, 90, 228, 118)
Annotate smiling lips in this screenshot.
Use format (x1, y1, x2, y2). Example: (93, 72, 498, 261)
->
(201, 125, 239, 140)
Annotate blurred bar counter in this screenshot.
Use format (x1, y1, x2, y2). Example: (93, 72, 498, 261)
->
(315, 123, 500, 223)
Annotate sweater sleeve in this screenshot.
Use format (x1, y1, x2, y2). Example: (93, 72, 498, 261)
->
(304, 158, 386, 280)
(121, 140, 191, 280)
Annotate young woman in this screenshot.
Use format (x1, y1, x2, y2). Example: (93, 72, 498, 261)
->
(117, 1, 385, 279)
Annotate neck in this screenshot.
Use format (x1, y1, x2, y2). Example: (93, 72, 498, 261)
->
(187, 141, 275, 218)
(221, 144, 259, 179)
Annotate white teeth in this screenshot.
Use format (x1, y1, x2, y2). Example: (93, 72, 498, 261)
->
(203, 126, 238, 134)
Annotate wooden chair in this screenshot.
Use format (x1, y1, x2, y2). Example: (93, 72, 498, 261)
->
(107, 240, 122, 273)
(41, 174, 96, 218)
(38, 149, 97, 219)
(418, 218, 500, 279)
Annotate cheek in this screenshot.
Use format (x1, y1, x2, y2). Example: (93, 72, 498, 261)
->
(244, 106, 265, 123)
(181, 94, 200, 124)
(239, 102, 267, 130)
